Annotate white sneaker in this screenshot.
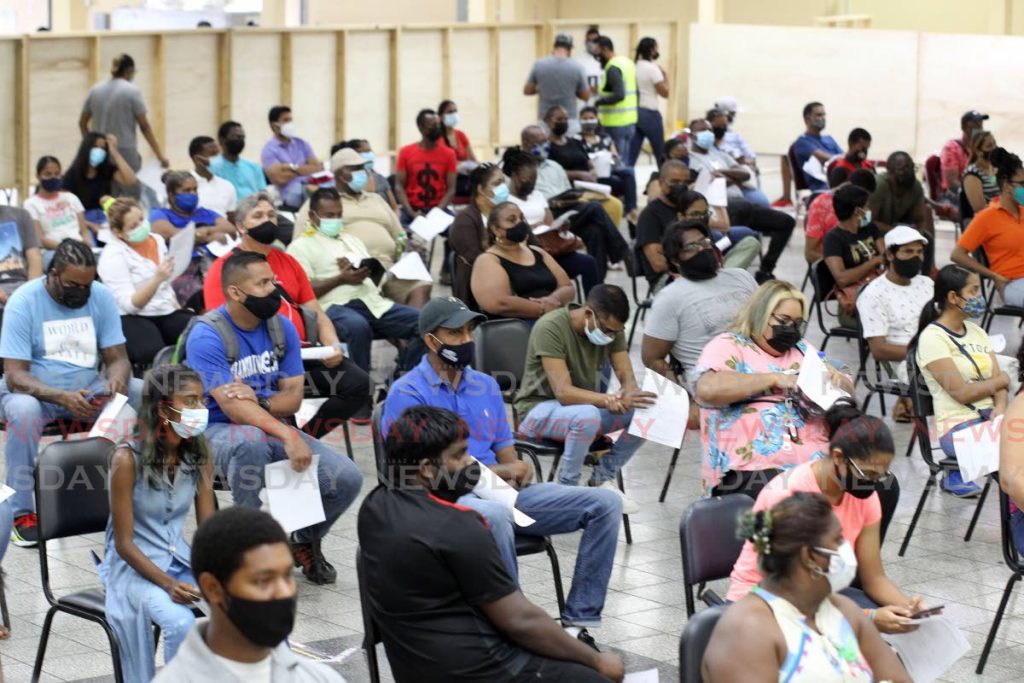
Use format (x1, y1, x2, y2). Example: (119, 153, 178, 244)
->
(598, 480, 640, 514)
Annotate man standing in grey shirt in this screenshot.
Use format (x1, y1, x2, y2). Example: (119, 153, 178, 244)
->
(524, 34, 591, 136)
(79, 54, 169, 172)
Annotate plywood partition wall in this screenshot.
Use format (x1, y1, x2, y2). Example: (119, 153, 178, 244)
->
(3, 19, 680, 198)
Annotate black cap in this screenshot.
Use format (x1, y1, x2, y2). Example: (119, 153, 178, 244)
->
(418, 297, 486, 336)
(554, 33, 573, 49)
(961, 110, 989, 126)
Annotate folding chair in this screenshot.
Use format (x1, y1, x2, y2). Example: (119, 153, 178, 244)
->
(678, 604, 727, 683)
(976, 481, 1022, 675)
(809, 260, 860, 353)
(854, 297, 908, 416)
(355, 549, 383, 683)
(679, 495, 753, 616)
(625, 241, 653, 349)
(975, 248, 1024, 332)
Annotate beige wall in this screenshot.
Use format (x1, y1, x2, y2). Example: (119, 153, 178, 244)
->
(307, 0, 457, 25)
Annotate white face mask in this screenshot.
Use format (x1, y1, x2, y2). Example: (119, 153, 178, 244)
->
(167, 406, 209, 439)
(278, 121, 297, 139)
(812, 541, 858, 593)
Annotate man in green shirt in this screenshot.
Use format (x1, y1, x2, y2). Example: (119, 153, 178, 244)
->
(515, 285, 655, 512)
(869, 151, 935, 273)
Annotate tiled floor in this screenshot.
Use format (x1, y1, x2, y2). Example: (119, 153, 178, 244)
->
(2, 161, 1024, 682)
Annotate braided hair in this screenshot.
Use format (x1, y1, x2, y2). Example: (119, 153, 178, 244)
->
(50, 238, 96, 275)
(501, 146, 538, 178)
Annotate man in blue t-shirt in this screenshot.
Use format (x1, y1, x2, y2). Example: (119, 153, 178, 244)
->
(210, 120, 268, 203)
(382, 297, 622, 649)
(185, 250, 362, 585)
(0, 239, 142, 548)
(792, 101, 843, 192)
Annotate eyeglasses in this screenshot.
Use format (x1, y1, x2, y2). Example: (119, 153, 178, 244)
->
(683, 210, 713, 222)
(846, 456, 891, 484)
(588, 310, 623, 336)
(770, 313, 808, 333)
(681, 237, 713, 254)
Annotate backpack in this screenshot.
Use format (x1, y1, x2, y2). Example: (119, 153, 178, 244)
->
(173, 308, 289, 366)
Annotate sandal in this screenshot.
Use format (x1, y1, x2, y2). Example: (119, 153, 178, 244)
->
(892, 398, 912, 423)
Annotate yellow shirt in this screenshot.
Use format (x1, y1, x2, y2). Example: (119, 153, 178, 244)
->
(286, 230, 394, 318)
(917, 321, 995, 431)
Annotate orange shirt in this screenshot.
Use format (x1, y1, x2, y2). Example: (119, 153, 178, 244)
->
(958, 201, 1024, 279)
(126, 236, 159, 266)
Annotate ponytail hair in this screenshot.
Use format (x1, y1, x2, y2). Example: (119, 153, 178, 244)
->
(824, 398, 893, 461)
(990, 146, 1023, 187)
(737, 492, 834, 577)
(910, 264, 972, 351)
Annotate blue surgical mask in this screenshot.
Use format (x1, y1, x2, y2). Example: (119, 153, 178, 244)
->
(584, 312, 614, 346)
(443, 112, 460, 128)
(174, 192, 199, 213)
(1014, 186, 1024, 206)
(492, 183, 510, 204)
(361, 151, 375, 170)
(168, 407, 209, 439)
(348, 169, 368, 192)
(859, 208, 872, 227)
(694, 130, 715, 150)
(961, 294, 986, 318)
(316, 217, 344, 238)
(89, 147, 107, 167)
(531, 143, 549, 160)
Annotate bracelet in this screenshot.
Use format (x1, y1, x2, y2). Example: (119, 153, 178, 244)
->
(866, 608, 876, 622)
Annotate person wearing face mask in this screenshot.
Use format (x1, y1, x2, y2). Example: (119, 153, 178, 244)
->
(525, 34, 591, 136)
(395, 108, 458, 225)
(471, 202, 576, 323)
(516, 285, 654, 509)
(101, 365, 215, 683)
(913, 265, 1009, 498)
(869, 151, 936, 274)
(805, 168, 877, 265)
(942, 110, 989, 199)
(591, 36, 638, 177)
(334, 138, 400, 211)
(450, 164, 514, 306)
(713, 96, 756, 168)
(154, 507, 344, 682)
(821, 184, 884, 328)
(706, 492, 913, 683)
(792, 101, 843, 193)
(959, 130, 1000, 224)
(695, 281, 855, 500)
(286, 187, 425, 376)
(0, 195, 43, 316)
(382, 299, 624, 649)
(361, 405, 625, 683)
(211, 121, 266, 202)
(725, 400, 924, 634)
(705, 108, 770, 207)
(62, 131, 137, 231)
(188, 135, 238, 223)
(149, 170, 236, 247)
(260, 105, 321, 211)
(23, 156, 90, 258)
(833, 128, 875, 175)
(186, 250, 364, 584)
(437, 99, 478, 172)
(97, 197, 194, 370)
(0, 239, 142, 548)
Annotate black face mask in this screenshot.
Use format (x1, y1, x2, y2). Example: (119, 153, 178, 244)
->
(51, 275, 91, 309)
(425, 127, 443, 142)
(892, 255, 922, 279)
(518, 180, 536, 197)
(678, 249, 719, 281)
(836, 460, 878, 500)
(224, 138, 245, 156)
(432, 460, 482, 502)
(551, 121, 569, 137)
(432, 336, 474, 369)
(504, 221, 530, 243)
(766, 324, 801, 354)
(712, 126, 727, 140)
(651, 51, 660, 60)
(246, 220, 278, 245)
(240, 287, 282, 320)
(222, 589, 297, 648)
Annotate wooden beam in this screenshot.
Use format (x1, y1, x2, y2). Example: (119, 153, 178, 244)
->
(335, 30, 346, 142)
(389, 28, 401, 152)
(628, 22, 639, 57)
(16, 37, 29, 200)
(441, 27, 452, 100)
(218, 30, 232, 124)
(488, 26, 499, 153)
(153, 34, 166, 154)
(281, 32, 292, 104)
(667, 20, 679, 132)
(89, 35, 102, 83)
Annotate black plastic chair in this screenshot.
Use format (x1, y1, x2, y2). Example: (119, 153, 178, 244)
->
(625, 241, 653, 349)
(355, 548, 383, 683)
(976, 481, 1021, 674)
(898, 348, 991, 557)
(809, 260, 860, 353)
(679, 495, 753, 616)
(657, 358, 689, 504)
(974, 248, 1024, 332)
(854, 305, 908, 417)
(371, 403, 567, 614)
(32, 438, 122, 682)
(678, 604, 727, 683)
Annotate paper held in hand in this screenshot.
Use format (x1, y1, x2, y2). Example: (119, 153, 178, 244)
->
(264, 454, 326, 533)
(692, 169, 728, 207)
(167, 225, 196, 280)
(796, 343, 850, 410)
(881, 616, 969, 683)
(952, 414, 1002, 483)
(389, 251, 433, 282)
(88, 393, 137, 445)
(628, 373, 689, 449)
(206, 233, 241, 258)
(471, 457, 535, 527)
(573, 180, 612, 196)
(409, 207, 454, 242)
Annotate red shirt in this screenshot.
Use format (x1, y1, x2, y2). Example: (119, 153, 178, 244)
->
(806, 191, 836, 240)
(396, 142, 457, 210)
(204, 248, 316, 340)
(442, 129, 471, 162)
(832, 157, 875, 174)
(940, 138, 969, 190)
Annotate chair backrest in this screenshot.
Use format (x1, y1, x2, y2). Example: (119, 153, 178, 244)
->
(679, 495, 753, 614)
(355, 548, 383, 683)
(905, 344, 937, 467)
(151, 345, 177, 368)
(371, 401, 387, 485)
(997, 481, 1021, 570)
(924, 154, 942, 202)
(678, 604, 727, 683)
(35, 437, 116, 541)
(788, 143, 808, 192)
(473, 318, 531, 397)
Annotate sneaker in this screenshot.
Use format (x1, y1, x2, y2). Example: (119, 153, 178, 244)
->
(598, 480, 640, 514)
(941, 471, 982, 499)
(562, 623, 601, 651)
(292, 539, 338, 584)
(11, 513, 38, 548)
(754, 271, 775, 285)
(771, 197, 793, 208)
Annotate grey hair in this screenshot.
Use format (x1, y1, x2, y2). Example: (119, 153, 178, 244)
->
(235, 191, 275, 226)
(163, 170, 193, 195)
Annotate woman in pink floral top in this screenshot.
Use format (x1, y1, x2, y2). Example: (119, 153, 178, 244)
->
(694, 280, 855, 498)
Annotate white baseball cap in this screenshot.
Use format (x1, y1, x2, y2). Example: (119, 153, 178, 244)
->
(715, 96, 742, 113)
(884, 224, 929, 249)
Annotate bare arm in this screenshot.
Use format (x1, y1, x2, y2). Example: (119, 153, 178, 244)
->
(25, 248, 42, 280)
(708, 206, 730, 231)
(804, 237, 822, 264)
(100, 344, 132, 397)
(610, 349, 639, 395)
(523, 83, 538, 96)
(695, 369, 785, 407)
(943, 167, 961, 193)
(951, 244, 1005, 283)
(536, 249, 576, 306)
(297, 155, 322, 177)
(470, 254, 547, 319)
(642, 242, 667, 275)
(963, 175, 988, 213)
(923, 356, 1009, 407)
(1000, 393, 1024, 506)
(576, 86, 591, 100)
(641, 336, 676, 380)
(210, 376, 302, 432)
(394, 171, 417, 217)
(438, 171, 457, 210)
(265, 163, 298, 187)
(811, 148, 834, 163)
(866, 337, 908, 363)
(701, 604, 781, 683)
(77, 212, 91, 244)
(32, 220, 59, 251)
(136, 113, 168, 165)
(823, 253, 882, 288)
(912, 196, 934, 235)
(78, 112, 91, 138)
(856, 523, 912, 607)
(3, 358, 76, 406)
(834, 595, 912, 683)
(150, 219, 178, 241)
(108, 146, 137, 188)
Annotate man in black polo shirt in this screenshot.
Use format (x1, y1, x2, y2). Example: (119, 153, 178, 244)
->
(357, 405, 624, 683)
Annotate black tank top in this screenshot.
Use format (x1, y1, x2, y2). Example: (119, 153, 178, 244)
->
(494, 248, 557, 300)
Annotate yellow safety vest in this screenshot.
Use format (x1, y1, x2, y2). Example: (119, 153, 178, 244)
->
(598, 56, 638, 127)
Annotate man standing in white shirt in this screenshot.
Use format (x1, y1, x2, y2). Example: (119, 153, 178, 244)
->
(190, 136, 239, 223)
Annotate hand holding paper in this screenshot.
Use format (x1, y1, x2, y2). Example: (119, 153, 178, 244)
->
(409, 208, 454, 242)
(167, 225, 196, 280)
(265, 453, 326, 533)
(628, 374, 690, 448)
(471, 458, 535, 526)
(797, 344, 850, 410)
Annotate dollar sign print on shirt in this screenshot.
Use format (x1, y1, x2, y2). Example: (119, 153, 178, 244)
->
(416, 163, 440, 208)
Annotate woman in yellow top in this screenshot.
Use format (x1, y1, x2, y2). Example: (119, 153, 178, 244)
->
(915, 264, 1009, 498)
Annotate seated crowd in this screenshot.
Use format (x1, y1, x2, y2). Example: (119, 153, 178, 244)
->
(1, 41, 1022, 683)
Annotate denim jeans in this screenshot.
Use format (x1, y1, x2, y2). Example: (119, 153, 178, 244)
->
(141, 558, 196, 664)
(604, 125, 636, 170)
(0, 376, 144, 516)
(1012, 509, 1024, 556)
(325, 300, 426, 374)
(627, 108, 665, 168)
(519, 400, 644, 486)
(1004, 278, 1024, 307)
(457, 481, 621, 626)
(599, 169, 638, 214)
(938, 412, 992, 460)
(205, 422, 363, 543)
(741, 186, 771, 207)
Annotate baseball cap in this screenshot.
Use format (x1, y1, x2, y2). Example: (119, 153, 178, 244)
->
(715, 96, 742, 113)
(419, 297, 486, 336)
(961, 110, 989, 126)
(330, 147, 366, 172)
(554, 33, 573, 49)
(884, 224, 929, 249)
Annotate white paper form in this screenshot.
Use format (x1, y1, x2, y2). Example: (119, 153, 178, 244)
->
(88, 393, 137, 444)
(388, 251, 433, 282)
(167, 225, 196, 280)
(573, 180, 612, 196)
(264, 453, 326, 533)
(409, 207, 454, 242)
(471, 457, 535, 527)
(692, 169, 728, 207)
(628, 373, 689, 449)
(952, 414, 1002, 483)
(205, 233, 241, 258)
(797, 343, 850, 410)
(623, 670, 659, 683)
(881, 616, 969, 683)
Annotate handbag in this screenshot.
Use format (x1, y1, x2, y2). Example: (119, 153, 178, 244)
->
(536, 229, 583, 257)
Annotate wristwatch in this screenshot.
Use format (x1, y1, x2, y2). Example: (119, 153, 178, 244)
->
(289, 162, 298, 172)
(258, 396, 272, 413)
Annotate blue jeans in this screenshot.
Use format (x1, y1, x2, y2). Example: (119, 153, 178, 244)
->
(519, 400, 644, 486)
(628, 108, 665, 167)
(325, 300, 426, 374)
(554, 252, 599, 296)
(457, 482, 621, 626)
(710, 226, 759, 246)
(599, 169, 638, 214)
(142, 559, 195, 665)
(205, 422, 363, 543)
(1004, 278, 1024, 307)
(741, 186, 771, 207)
(604, 125, 636, 171)
(1012, 509, 1024, 556)
(0, 376, 144, 516)
(938, 412, 992, 461)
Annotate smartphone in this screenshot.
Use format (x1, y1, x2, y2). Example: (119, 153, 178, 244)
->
(910, 605, 944, 619)
(85, 390, 111, 404)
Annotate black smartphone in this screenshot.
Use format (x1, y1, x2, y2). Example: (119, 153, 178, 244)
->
(910, 605, 944, 619)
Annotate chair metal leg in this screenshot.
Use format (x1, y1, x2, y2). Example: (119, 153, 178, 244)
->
(965, 477, 992, 543)
(31, 607, 57, 683)
(976, 572, 1021, 674)
(658, 447, 681, 503)
(342, 421, 354, 460)
(617, 471, 632, 545)
(899, 474, 937, 557)
(365, 639, 381, 683)
(153, 624, 162, 652)
(543, 540, 567, 616)
(0, 578, 10, 632)
(627, 311, 641, 349)
(860, 393, 871, 414)
(904, 434, 915, 458)
(103, 620, 126, 683)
